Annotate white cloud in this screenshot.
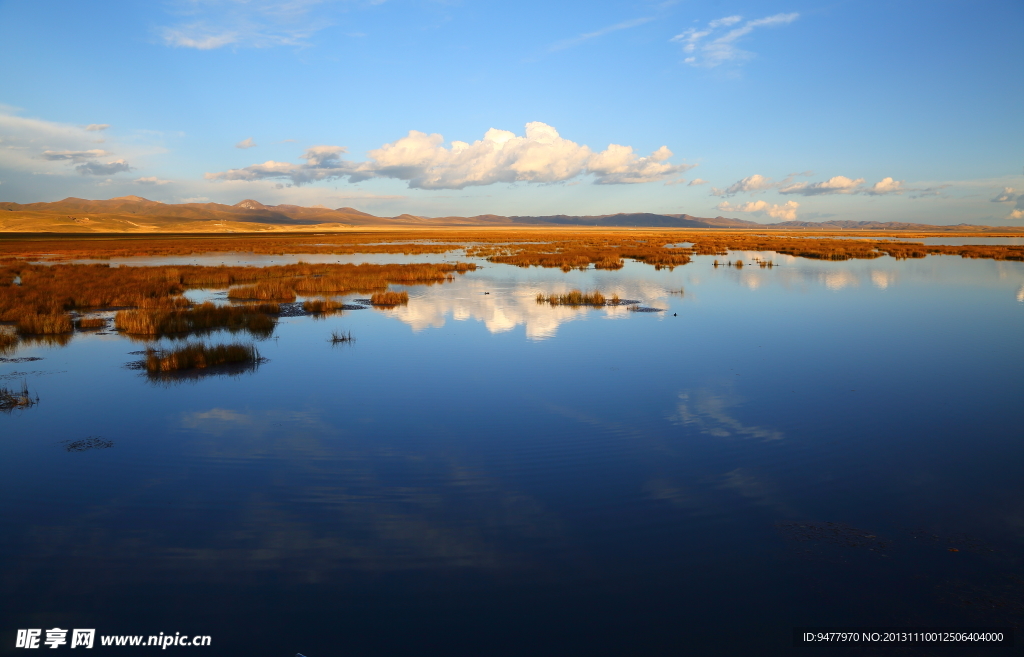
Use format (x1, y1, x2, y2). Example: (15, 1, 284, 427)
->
(85, 124, 110, 132)
(712, 173, 906, 198)
(688, 178, 708, 186)
(865, 176, 904, 195)
(717, 199, 799, 221)
(205, 122, 692, 189)
(1010, 209, 1024, 220)
(76, 160, 131, 176)
(673, 12, 799, 67)
(0, 110, 159, 181)
(235, 137, 257, 149)
(134, 176, 171, 185)
(779, 175, 865, 196)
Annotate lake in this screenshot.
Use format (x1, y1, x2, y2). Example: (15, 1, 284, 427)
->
(2, 249, 1022, 656)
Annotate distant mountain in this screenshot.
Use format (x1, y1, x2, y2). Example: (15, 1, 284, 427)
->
(0, 196, 1019, 233)
(505, 213, 760, 228)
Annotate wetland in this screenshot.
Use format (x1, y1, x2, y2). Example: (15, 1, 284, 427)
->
(1, 229, 1022, 656)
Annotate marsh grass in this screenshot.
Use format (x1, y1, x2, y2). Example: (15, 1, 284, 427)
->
(227, 281, 297, 302)
(144, 341, 261, 372)
(0, 380, 36, 412)
(0, 260, 473, 335)
(115, 302, 276, 337)
(370, 290, 409, 306)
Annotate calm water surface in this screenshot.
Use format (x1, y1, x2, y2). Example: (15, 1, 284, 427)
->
(2, 253, 1022, 656)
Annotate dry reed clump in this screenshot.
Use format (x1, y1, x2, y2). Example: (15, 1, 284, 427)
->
(0, 381, 36, 412)
(16, 313, 73, 335)
(144, 341, 260, 372)
(302, 299, 345, 314)
(370, 290, 409, 306)
(115, 302, 276, 337)
(231, 302, 280, 314)
(536, 290, 609, 306)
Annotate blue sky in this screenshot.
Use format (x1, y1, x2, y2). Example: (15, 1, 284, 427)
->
(1, 0, 1021, 224)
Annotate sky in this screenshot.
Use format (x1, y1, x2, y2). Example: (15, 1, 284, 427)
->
(0, 0, 1021, 224)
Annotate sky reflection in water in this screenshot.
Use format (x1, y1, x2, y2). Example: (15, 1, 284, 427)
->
(1, 253, 1022, 656)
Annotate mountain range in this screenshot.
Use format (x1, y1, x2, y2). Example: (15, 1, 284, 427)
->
(0, 196, 1017, 232)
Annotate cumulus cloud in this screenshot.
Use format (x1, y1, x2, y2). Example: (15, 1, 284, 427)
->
(42, 149, 110, 163)
(779, 175, 865, 196)
(993, 187, 1024, 219)
(672, 12, 799, 67)
(235, 137, 257, 149)
(717, 199, 799, 221)
(711, 173, 775, 197)
(76, 160, 131, 176)
(205, 122, 693, 189)
(85, 124, 110, 132)
(865, 177, 904, 195)
(991, 187, 1016, 203)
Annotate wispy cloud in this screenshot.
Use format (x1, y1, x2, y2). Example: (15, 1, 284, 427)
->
(548, 16, 655, 52)
(159, 0, 350, 50)
(206, 122, 694, 189)
(42, 149, 110, 163)
(85, 124, 110, 132)
(672, 12, 799, 67)
(235, 137, 257, 149)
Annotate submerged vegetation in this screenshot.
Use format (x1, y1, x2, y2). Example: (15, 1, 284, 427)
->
(329, 329, 354, 344)
(0, 381, 36, 412)
(144, 342, 261, 373)
(76, 317, 107, 329)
